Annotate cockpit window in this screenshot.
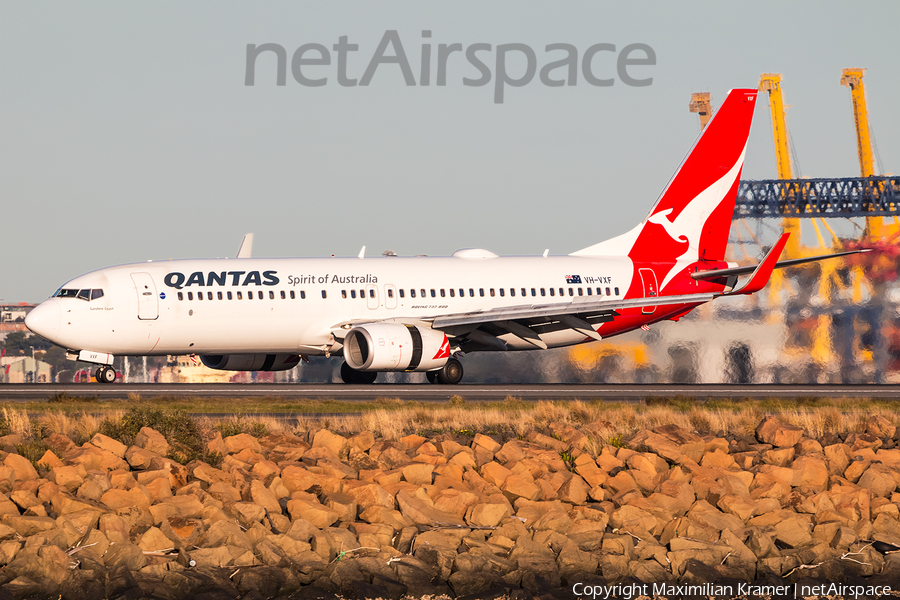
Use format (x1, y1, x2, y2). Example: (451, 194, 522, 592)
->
(54, 288, 105, 301)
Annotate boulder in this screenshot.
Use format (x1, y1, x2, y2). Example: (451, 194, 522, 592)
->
(756, 416, 803, 448)
(858, 463, 898, 497)
(312, 430, 347, 456)
(89, 433, 128, 458)
(867, 415, 896, 439)
(223, 433, 262, 454)
(396, 489, 466, 527)
(3, 453, 38, 481)
(135, 426, 170, 455)
(630, 424, 706, 464)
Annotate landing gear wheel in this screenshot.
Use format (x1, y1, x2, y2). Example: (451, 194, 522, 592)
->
(436, 358, 463, 385)
(426, 371, 439, 384)
(340, 362, 377, 384)
(97, 366, 117, 383)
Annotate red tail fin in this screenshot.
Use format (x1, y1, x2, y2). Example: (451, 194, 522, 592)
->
(572, 88, 758, 261)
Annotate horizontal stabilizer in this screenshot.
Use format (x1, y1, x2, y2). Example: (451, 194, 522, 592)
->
(724, 233, 789, 296)
(692, 247, 871, 281)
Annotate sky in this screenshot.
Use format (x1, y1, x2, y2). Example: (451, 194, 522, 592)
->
(2, 1, 898, 303)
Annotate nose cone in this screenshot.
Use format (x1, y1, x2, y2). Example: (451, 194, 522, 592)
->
(25, 300, 61, 344)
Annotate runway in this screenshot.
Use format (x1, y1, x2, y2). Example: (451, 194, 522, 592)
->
(0, 383, 897, 402)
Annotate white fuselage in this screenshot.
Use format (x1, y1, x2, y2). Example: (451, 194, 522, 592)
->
(29, 252, 643, 357)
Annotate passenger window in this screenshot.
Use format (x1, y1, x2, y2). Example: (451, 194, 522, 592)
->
(479, 289, 484, 297)
(198, 292, 203, 301)
(258, 291, 264, 300)
(509, 288, 514, 297)
(578, 288, 583, 296)
(490, 289, 495, 297)
(237, 291, 243, 300)
(421, 289, 426, 298)
(290, 291, 295, 299)
(342, 290, 348, 299)
(605, 287, 611, 296)
(300, 291, 306, 299)
(531, 288, 536, 296)
(521, 288, 526, 296)
(411, 289, 416, 298)
(586, 288, 592, 296)
(206, 292, 211, 300)
(559, 288, 564, 296)
(388, 289, 394, 298)
(322, 290, 327, 299)
(369, 289, 375, 298)
(91, 289, 104, 300)
(188, 292, 194, 300)
(178, 292, 184, 301)
(459, 288, 465, 297)
(449, 289, 455, 297)
(549, 288, 555, 297)
(615, 287, 620, 296)
(218, 291, 223, 300)
(269, 291, 274, 300)
(227, 291, 233, 300)
(246, 292, 251, 300)
(399, 289, 405, 298)
(280, 291, 286, 299)
(360, 289, 364, 298)
(351, 290, 356, 299)
(596, 287, 601, 296)
(430, 289, 436, 298)
(440, 289, 445, 297)
(469, 288, 474, 297)
(499, 289, 504, 297)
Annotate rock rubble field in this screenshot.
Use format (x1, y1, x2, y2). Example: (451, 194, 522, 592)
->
(2, 414, 900, 599)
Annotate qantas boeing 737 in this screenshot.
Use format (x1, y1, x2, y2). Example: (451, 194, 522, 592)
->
(25, 88, 865, 384)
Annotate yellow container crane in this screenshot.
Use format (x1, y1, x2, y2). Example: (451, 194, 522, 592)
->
(758, 74, 801, 259)
(840, 68, 896, 239)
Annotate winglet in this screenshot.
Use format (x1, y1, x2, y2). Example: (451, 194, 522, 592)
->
(236, 233, 254, 258)
(726, 232, 790, 296)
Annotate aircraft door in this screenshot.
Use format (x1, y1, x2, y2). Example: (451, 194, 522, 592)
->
(131, 273, 159, 320)
(384, 284, 397, 309)
(639, 268, 658, 315)
(366, 284, 378, 309)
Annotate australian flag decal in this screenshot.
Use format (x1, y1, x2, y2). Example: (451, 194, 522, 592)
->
(565, 275, 582, 284)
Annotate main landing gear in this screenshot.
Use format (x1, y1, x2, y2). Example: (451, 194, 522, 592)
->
(340, 362, 378, 384)
(426, 358, 464, 385)
(94, 366, 117, 383)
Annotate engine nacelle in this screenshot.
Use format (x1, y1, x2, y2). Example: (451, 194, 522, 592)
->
(200, 354, 301, 372)
(344, 323, 450, 372)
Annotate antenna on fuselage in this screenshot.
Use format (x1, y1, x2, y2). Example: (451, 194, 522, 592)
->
(236, 233, 254, 258)
(358, 246, 366, 259)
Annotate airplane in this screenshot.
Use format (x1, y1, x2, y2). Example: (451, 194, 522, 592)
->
(25, 88, 867, 385)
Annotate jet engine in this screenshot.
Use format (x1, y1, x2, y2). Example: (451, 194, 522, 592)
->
(200, 354, 301, 371)
(343, 323, 449, 371)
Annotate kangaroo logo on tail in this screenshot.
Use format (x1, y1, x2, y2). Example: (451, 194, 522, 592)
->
(571, 89, 757, 271)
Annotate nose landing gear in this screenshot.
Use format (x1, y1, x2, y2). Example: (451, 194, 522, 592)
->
(95, 366, 117, 383)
